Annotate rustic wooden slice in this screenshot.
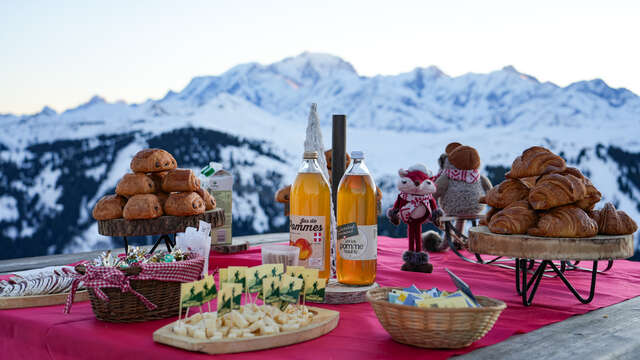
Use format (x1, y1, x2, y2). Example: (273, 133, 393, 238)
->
(152, 306, 339, 354)
(324, 280, 379, 304)
(98, 209, 224, 237)
(468, 226, 634, 261)
(211, 242, 249, 254)
(0, 290, 89, 310)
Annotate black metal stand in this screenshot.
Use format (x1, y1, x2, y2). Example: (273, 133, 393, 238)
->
(515, 258, 599, 306)
(121, 234, 175, 256)
(441, 217, 613, 306)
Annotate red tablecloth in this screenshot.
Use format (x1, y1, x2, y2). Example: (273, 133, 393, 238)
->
(1, 236, 640, 360)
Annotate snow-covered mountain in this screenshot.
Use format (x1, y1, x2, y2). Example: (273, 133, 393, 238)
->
(1, 52, 639, 260)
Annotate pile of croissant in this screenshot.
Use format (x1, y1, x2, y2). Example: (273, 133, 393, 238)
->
(92, 149, 216, 221)
(480, 146, 637, 238)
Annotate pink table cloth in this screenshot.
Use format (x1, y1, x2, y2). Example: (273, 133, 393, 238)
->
(1, 236, 640, 359)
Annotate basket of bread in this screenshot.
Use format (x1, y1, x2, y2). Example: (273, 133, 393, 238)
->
(479, 146, 637, 238)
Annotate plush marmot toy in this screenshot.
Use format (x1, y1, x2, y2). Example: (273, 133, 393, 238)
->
(423, 143, 492, 251)
(387, 164, 442, 273)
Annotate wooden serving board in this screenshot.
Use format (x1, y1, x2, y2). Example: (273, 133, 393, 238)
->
(211, 242, 249, 254)
(98, 209, 224, 237)
(0, 290, 89, 310)
(153, 306, 339, 354)
(469, 226, 634, 260)
(325, 280, 379, 304)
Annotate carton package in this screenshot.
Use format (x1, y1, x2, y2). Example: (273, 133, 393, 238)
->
(206, 168, 233, 245)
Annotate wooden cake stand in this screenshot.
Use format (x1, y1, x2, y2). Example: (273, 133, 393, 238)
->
(468, 226, 634, 306)
(97, 209, 225, 255)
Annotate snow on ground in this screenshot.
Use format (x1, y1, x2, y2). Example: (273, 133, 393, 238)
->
(31, 165, 63, 213)
(0, 196, 19, 222)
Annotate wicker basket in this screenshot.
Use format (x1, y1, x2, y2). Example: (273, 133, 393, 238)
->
(367, 287, 506, 349)
(76, 265, 182, 323)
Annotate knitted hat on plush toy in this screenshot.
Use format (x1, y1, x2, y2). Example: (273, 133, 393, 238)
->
(448, 145, 481, 170)
(445, 142, 462, 155)
(405, 164, 432, 183)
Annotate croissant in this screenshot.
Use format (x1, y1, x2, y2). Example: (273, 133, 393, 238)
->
(479, 206, 499, 226)
(484, 179, 530, 208)
(488, 200, 537, 235)
(505, 146, 566, 179)
(590, 203, 637, 235)
(528, 173, 587, 210)
(549, 167, 601, 211)
(528, 205, 597, 238)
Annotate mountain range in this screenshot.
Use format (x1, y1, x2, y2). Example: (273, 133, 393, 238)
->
(1, 52, 639, 260)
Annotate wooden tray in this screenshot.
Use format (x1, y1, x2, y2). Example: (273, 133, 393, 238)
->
(469, 226, 634, 260)
(98, 209, 225, 237)
(153, 306, 339, 354)
(0, 290, 89, 309)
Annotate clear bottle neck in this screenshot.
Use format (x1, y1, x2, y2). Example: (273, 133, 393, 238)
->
(298, 158, 323, 174)
(345, 158, 371, 176)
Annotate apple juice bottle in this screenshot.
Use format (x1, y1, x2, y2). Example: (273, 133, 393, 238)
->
(336, 151, 377, 285)
(289, 151, 332, 279)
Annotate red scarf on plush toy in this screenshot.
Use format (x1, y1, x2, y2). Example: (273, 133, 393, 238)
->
(398, 193, 434, 222)
(437, 168, 479, 184)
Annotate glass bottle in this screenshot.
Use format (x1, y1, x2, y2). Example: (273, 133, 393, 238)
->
(336, 151, 377, 285)
(289, 151, 332, 279)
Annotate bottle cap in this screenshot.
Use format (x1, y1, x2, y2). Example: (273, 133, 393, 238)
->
(351, 151, 364, 159)
(303, 151, 319, 159)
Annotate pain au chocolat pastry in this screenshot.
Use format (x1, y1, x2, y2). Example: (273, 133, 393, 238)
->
(196, 187, 216, 211)
(528, 173, 587, 210)
(488, 200, 537, 235)
(164, 192, 205, 216)
(483, 178, 530, 209)
(505, 146, 566, 179)
(590, 203, 638, 235)
(161, 169, 199, 193)
(115, 173, 156, 197)
(123, 194, 163, 220)
(130, 149, 177, 173)
(92, 195, 126, 220)
(528, 205, 597, 238)
(148, 171, 169, 191)
(156, 192, 169, 208)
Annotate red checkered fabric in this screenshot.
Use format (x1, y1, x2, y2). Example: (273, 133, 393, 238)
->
(64, 255, 204, 314)
(437, 168, 479, 184)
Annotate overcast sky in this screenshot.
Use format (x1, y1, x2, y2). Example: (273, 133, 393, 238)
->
(1, 0, 639, 114)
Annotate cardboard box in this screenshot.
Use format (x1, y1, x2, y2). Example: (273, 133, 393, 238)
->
(206, 169, 233, 245)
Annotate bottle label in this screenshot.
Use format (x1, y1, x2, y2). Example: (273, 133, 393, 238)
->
(338, 224, 377, 261)
(289, 215, 325, 270)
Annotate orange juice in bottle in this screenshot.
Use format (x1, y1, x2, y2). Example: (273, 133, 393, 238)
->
(289, 151, 332, 279)
(337, 151, 377, 285)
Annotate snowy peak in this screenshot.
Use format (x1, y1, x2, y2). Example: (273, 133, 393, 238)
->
(38, 106, 57, 117)
(500, 65, 539, 83)
(567, 79, 635, 107)
(268, 52, 358, 84)
(84, 95, 107, 107)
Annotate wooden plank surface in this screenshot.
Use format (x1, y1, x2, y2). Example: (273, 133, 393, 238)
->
(98, 209, 224, 236)
(457, 296, 640, 360)
(469, 226, 634, 260)
(153, 306, 339, 354)
(0, 290, 89, 309)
